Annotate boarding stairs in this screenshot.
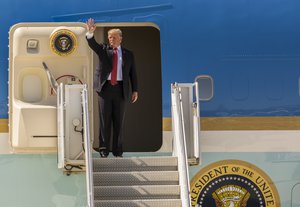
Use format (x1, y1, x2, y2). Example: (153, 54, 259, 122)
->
(88, 83, 200, 207)
(56, 81, 200, 207)
(92, 156, 181, 207)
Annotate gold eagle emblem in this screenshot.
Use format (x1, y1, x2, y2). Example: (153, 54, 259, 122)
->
(212, 185, 250, 207)
(50, 29, 77, 56)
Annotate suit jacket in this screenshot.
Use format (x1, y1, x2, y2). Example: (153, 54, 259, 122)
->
(87, 36, 138, 100)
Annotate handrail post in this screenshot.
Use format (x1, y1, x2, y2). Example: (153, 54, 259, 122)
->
(171, 83, 191, 207)
(82, 85, 94, 207)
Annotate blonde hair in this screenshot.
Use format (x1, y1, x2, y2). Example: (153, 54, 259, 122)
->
(108, 28, 122, 37)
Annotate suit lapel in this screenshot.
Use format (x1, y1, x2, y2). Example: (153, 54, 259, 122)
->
(121, 47, 126, 71)
(107, 47, 114, 67)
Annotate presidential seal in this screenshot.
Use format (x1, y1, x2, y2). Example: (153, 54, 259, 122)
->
(190, 160, 280, 207)
(50, 29, 77, 56)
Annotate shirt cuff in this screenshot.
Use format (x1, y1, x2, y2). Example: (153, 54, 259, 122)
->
(86, 32, 94, 39)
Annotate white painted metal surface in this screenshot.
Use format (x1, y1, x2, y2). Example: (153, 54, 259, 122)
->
(57, 83, 65, 169)
(171, 83, 191, 207)
(176, 83, 201, 162)
(82, 86, 94, 207)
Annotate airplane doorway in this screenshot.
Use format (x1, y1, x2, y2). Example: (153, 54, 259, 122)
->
(92, 25, 162, 152)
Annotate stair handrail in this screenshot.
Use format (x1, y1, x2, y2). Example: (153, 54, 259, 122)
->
(81, 85, 94, 207)
(171, 83, 192, 207)
(193, 81, 201, 164)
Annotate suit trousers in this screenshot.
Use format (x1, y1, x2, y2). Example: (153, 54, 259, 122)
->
(98, 81, 126, 156)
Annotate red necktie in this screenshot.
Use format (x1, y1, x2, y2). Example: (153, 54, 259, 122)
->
(110, 48, 118, 85)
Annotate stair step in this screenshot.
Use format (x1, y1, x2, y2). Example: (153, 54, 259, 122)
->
(94, 185, 181, 200)
(93, 171, 179, 186)
(93, 157, 178, 172)
(94, 199, 182, 207)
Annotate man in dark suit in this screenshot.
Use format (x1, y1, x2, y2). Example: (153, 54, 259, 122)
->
(86, 18, 138, 157)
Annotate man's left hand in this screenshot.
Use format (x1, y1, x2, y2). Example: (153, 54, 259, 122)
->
(131, 92, 138, 103)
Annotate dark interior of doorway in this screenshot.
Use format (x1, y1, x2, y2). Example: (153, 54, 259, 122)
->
(93, 26, 162, 152)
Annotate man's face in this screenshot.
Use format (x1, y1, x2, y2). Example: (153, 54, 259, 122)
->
(108, 32, 122, 48)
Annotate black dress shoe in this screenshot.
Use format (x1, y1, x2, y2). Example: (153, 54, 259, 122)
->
(99, 151, 109, 158)
(112, 150, 123, 157)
